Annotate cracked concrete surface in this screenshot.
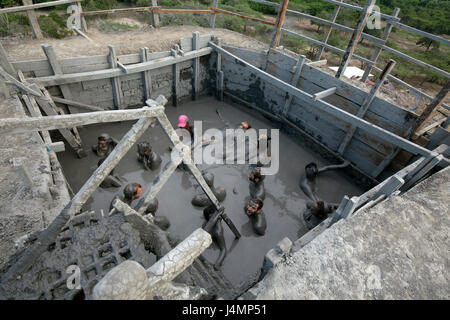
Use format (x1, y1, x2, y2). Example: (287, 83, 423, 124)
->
(0, 95, 70, 271)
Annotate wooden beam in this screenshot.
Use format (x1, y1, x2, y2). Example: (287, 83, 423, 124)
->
(154, 9, 214, 14)
(362, 8, 400, 83)
(412, 81, 450, 137)
(80, 6, 160, 16)
(22, 0, 43, 40)
(151, 0, 160, 28)
(338, 60, 396, 155)
(30, 47, 212, 86)
(213, 8, 275, 26)
(270, 0, 289, 49)
(0, 0, 82, 14)
(73, 28, 93, 43)
(313, 87, 336, 101)
(210, 0, 219, 28)
(316, 0, 342, 61)
(108, 45, 124, 109)
(51, 96, 104, 112)
(210, 43, 434, 158)
(283, 55, 305, 116)
(171, 45, 180, 107)
(0, 41, 16, 77)
(0, 66, 42, 97)
(0, 107, 162, 135)
(2, 112, 154, 282)
(413, 118, 447, 139)
(335, 0, 375, 79)
(140, 47, 151, 101)
(215, 38, 223, 101)
(307, 59, 327, 67)
(192, 32, 200, 100)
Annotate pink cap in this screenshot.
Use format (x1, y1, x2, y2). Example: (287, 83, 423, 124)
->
(178, 115, 189, 128)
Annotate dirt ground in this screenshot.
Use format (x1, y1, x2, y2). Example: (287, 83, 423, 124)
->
(1, 24, 267, 60)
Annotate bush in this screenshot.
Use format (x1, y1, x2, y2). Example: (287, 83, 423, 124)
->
(38, 12, 72, 39)
(0, 13, 30, 37)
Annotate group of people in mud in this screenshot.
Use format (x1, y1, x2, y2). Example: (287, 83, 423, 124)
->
(89, 112, 350, 269)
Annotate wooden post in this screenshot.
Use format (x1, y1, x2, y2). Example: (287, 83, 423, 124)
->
(338, 59, 396, 155)
(282, 54, 305, 116)
(22, 0, 43, 40)
(192, 32, 200, 100)
(0, 41, 16, 78)
(315, 0, 342, 61)
(215, 37, 223, 101)
(108, 45, 124, 109)
(270, 0, 289, 49)
(76, 1, 88, 32)
(2, 114, 155, 282)
(210, 0, 219, 28)
(140, 47, 152, 101)
(171, 45, 180, 106)
(411, 80, 450, 138)
(151, 0, 160, 28)
(335, 0, 376, 79)
(361, 8, 400, 83)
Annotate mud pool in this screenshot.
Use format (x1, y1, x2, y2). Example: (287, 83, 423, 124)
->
(58, 95, 364, 289)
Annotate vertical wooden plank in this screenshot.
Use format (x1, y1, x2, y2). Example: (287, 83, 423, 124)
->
(217, 71, 224, 101)
(315, 0, 342, 61)
(140, 47, 151, 101)
(335, 0, 376, 79)
(338, 59, 396, 155)
(22, 0, 43, 40)
(361, 7, 400, 83)
(270, 0, 289, 49)
(411, 80, 450, 138)
(210, 0, 219, 29)
(76, 1, 88, 32)
(0, 41, 16, 78)
(282, 54, 305, 116)
(171, 45, 180, 106)
(192, 32, 200, 100)
(108, 45, 124, 109)
(151, 0, 160, 28)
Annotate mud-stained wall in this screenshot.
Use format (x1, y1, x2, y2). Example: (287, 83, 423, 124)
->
(218, 46, 419, 179)
(11, 34, 213, 110)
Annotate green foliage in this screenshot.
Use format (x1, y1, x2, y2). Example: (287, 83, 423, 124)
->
(38, 12, 72, 39)
(97, 20, 140, 32)
(0, 13, 30, 37)
(416, 37, 440, 51)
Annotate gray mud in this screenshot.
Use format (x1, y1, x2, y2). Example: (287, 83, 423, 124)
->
(58, 95, 363, 289)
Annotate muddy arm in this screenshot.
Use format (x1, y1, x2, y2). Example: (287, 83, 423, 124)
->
(300, 179, 319, 202)
(318, 161, 350, 173)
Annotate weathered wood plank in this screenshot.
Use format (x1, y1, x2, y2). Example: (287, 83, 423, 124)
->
(316, 0, 342, 61)
(22, 0, 43, 40)
(313, 87, 336, 101)
(29, 47, 212, 86)
(338, 60, 396, 155)
(0, 41, 16, 77)
(151, 0, 160, 28)
(140, 47, 151, 101)
(210, 0, 219, 28)
(192, 32, 200, 100)
(0, 0, 82, 14)
(335, 0, 376, 79)
(282, 55, 305, 116)
(270, 0, 289, 49)
(108, 45, 124, 109)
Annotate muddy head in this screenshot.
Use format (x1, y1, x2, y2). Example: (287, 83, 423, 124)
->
(124, 183, 142, 202)
(305, 162, 319, 180)
(245, 199, 266, 236)
(203, 172, 215, 187)
(137, 142, 152, 157)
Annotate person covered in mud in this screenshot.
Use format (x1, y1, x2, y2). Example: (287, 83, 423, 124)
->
(202, 205, 227, 270)
(98, 158, 122, 189)
(92, 133, 119, 157)
(178, 115, 194, 140)
(299, 161, 350, 202)
(245, 198, 267, 236)
(192, 172, 226, 207)
(249, 165, 265, 201)
(137, 142, 162, 171)
(303, 201, 339, 230)
(110, 183, 170, 230)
